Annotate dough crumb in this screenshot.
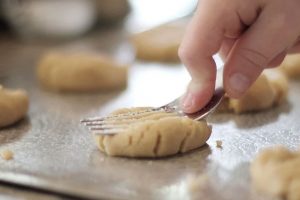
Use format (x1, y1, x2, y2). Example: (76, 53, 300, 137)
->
(1, 150, 13, 160)
(216, 140, 223, 148)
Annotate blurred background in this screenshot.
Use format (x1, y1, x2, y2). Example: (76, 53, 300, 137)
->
(0, 2, 299, 200)
(0, 0, 197, 40)
(0, 0, 199, 109)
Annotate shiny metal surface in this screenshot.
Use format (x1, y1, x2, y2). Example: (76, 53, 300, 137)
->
(0, 183, 72, 200)
(81, 87, 225, 136)
(0, 9, 300, 200)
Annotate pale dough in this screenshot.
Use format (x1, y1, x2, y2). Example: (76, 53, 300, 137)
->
(94, 107, 211, 158)
(264, 68, 289, 105)
(0, 149, 13, 160)
(251, 146, 300, 200)
(279, 54, 300, 79)
(216, 140, 222, 148)
(37, 52, 128, 92)
(0, 86, 29, 128)
(131, 22, 186, 62)
(218, 69, 288, 113)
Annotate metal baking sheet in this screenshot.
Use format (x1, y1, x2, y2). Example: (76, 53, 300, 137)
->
(0, 16, 300, 200)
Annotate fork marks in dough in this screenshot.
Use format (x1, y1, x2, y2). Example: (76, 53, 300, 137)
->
(93, 107, 212, 158)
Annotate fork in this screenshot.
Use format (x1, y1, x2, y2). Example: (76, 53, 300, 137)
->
(81, 68, 225, 135)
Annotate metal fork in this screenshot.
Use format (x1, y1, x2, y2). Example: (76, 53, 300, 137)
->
(81, 66, 225, 135)
(81, 84, 225, 135)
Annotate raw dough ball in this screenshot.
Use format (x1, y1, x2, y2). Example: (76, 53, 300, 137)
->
(0, 86, 29, 128)
(94, 107, 211, 158)
(264, 68, 289, 105)
(251, 146, 300, 200)
(131, 22, 186, 62)
(228, 73, 276, 113)
(279, 54, 300, 79)
(218, 69, 288, 113)
(37, 52, 128, 92)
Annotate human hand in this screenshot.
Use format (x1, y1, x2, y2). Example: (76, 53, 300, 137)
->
(179, 0, 300, 113)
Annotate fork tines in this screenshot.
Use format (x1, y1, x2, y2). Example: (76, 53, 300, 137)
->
(80, 108, 162, 124)
(81, 107, 169, 135)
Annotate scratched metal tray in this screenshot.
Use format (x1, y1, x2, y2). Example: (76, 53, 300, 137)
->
(0, 19, 300, 200)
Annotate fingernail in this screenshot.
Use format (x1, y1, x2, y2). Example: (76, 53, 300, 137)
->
(182, 92, 195, 110)
(229, 73, 250, 93)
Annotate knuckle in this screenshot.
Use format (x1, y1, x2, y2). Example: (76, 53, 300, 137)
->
(238, 48, 269, 69)
(178, 46, 198, 68)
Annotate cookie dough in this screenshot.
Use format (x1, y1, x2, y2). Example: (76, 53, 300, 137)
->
(0, 149, 13, 160)
(218, 69, 288, 113)
(264, 68, 289, 105)
(131, 22, 186, 62)
(94, 107, 211, 158)
(251, 146, 300, 200)
(37, 52, 128, 92)
(216, 140, 222, 148)
(279, 54, 300, 79)
(0, 86, 29, 128)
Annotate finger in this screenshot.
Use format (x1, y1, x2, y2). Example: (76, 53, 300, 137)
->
(219, 38, 237, 61)
(267, 51, 287, 67)
(179, 0, 243, 113)
(288, 40, 300, 53)
(224, 4, 300, 98)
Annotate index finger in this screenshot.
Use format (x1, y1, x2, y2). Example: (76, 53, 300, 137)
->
(179, 0, 239, 113)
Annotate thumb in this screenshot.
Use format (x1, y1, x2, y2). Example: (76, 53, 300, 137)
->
(224, 6, 299, 98)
